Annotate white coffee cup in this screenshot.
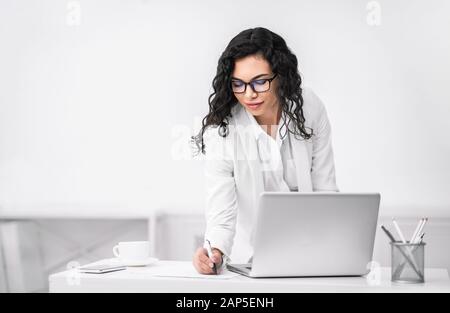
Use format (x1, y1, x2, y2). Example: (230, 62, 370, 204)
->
(112, 241, 151, 262)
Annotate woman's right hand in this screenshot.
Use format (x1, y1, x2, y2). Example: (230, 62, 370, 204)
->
(193, 247, 223, 274)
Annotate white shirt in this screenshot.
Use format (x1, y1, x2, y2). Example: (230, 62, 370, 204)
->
(245, 109, 298, 192)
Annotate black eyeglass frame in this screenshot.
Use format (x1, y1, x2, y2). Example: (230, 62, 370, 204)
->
(231, 74, 278, 94)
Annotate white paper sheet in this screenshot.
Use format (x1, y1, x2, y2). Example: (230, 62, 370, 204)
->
(125, 261, 240, 280)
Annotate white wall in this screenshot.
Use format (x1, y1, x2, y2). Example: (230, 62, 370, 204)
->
(0, 0, 449, 217)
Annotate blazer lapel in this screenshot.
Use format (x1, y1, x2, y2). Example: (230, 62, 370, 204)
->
(288, 124, 313, 192)
(232, 105, 264, 206)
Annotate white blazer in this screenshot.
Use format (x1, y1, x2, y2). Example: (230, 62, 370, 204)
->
(202, 87, 338, 264)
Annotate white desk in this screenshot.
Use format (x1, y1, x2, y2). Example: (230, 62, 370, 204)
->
(49, 259, 450, 293)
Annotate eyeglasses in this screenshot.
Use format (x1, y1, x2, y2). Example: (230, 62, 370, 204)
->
(231, 74, 277, 94)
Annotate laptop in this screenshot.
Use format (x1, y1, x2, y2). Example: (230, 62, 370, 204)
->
(227, 192, 380, 278)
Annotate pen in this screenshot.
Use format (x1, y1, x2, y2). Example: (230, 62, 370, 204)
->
(392, 218, 407, 243)
(205, 239, 217, 275)
(381, 225, 397, 242)
(410, 218, 424, 243)
(412, 218, 428, 244)
(418, 233, 425, 244)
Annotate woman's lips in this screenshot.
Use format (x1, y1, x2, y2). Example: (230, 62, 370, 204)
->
(246, 101, 263, 109)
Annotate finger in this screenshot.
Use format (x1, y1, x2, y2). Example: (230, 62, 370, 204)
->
(197, 263, 212, 274)
(197, 249, 211, 263)
(196, 247, 217, 270)
(200, 256, 215, 269)
(193, 251, 206, 270)
(193, 251, 214, 274)
(194, 248, 205, 260)
(211, 251, 222, 264)
(198, 261, 214, 274)
(193, 258, 209, 274)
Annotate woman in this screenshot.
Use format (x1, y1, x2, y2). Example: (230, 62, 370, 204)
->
(192, 27, 338, 274)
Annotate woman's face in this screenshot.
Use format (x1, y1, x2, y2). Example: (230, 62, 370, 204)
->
(231, 54, 280, 121)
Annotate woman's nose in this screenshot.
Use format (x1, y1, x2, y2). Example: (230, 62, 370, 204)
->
(244, 86, 258, 99)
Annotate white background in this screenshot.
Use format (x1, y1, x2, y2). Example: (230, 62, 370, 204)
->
(1, 0, 449, 217)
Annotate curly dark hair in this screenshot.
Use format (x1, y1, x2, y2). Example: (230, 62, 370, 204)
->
(191, 27, 313, 155)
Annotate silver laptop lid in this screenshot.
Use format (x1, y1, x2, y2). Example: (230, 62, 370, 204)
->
(250, 192, 380, 277)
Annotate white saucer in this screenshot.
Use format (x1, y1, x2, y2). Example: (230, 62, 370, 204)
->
(117, 257, 158, 267)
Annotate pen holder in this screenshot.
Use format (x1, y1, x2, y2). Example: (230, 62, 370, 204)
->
(390, 241, 425, 284)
